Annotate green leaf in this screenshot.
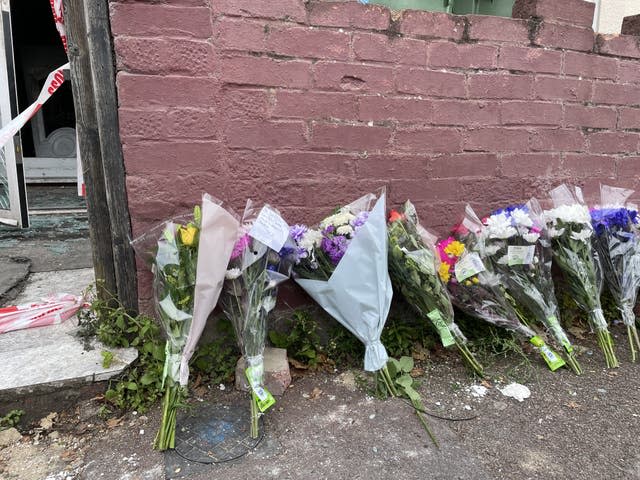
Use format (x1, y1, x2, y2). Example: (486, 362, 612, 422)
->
(398, 356, 414, 373)
(395, 374, 413, 389)
(126, 382, 138, 391)
(139, 373, 157, 386)
(386, 358, 401, 378)
(101, 350, 114, 368)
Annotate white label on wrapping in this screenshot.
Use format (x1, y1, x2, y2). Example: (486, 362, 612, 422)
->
(507, 245, 535, 266)
(249, 206, 290, 252)
(454, 252, 485, 282)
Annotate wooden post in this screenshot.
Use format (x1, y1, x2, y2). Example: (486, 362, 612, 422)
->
(63, 0, 118, 302)
(83, 0, 138, 312)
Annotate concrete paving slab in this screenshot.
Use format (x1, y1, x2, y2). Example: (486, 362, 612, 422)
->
(13, 268, 94, 304)
(0, 257, 31, 305)
(0, 317, 138, 393)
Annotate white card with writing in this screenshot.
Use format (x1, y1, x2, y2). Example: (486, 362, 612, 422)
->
(249, 206, 290, 252)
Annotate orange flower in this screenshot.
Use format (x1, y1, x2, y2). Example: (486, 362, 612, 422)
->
(388, 210, 405, 223)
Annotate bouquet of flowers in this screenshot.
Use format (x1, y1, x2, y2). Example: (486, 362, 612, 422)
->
(463, 202, 583, 374)
(132, 194, 240, 450)
(591, 185, 640, 361)
(285, 191, 398, 397)
(437, 235, 565, 371)
(387, 201, 483, 376)
(545, 184, 618, 368)
(220, 202, 290, 438)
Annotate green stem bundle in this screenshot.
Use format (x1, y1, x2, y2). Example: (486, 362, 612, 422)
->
(596, 329, 620, 369)
(153, 385, 185, 450)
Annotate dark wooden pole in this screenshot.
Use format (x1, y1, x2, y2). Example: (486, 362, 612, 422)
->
(63, 0, 118, 302)
(84, 0, 138, 312)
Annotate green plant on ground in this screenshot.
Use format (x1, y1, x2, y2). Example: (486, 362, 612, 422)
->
(101, 350, 114, 368)
(326, 323, 365, 368)
(0, 410, 24, 430)
(190, 318, 239, 384)
(269, 310, 325, 368)
(81, 288, 239, 414)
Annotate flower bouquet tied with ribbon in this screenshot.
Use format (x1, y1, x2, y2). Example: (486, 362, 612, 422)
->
(545, 184, 618, 368)
(437, 232, 565, 372)
(591, 185, 640, 361)
(462, 202, 582, 374)
(220, 201, 290, 438)
(285, 190, 398, 397)
(131, 194, 240, 450)
(387, 201, 483, 377)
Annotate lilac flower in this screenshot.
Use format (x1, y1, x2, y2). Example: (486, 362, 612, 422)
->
(321, 234, 350, 264)
(289, 224, 308, 243)
(351, 211, 369, 230)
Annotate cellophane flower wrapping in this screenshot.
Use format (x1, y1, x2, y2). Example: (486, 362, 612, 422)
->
(131, 194, 240, 450)
(387, 201, 483, 376)
(544, 184, 618, 368)
(220, 201, 289, 438)
(287, 191, 398, 395)
(444, 225, 565, 372)
(591, 184, 640, 361)
(462, 202, 581, 374)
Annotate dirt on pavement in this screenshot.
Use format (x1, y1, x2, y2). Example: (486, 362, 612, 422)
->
(1, 326, 640, 480)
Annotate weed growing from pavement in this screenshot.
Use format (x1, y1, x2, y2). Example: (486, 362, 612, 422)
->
(77, 285, 238, 415)
(269, 310, 325, 368)
(0, 410, 24, 430)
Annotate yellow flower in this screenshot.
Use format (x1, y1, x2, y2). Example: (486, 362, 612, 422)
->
(444, 240, 465, 258)
(438, 262, 451, 282)
(472, 277, 480, 284)
(180, 225, 198, 246)
(464, 280, 472, 286)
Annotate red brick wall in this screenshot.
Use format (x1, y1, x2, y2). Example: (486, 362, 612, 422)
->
(110, 0, 640, 302)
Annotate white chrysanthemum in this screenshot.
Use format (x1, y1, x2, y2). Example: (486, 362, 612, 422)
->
(511, 208, 533, 227)
(299, 229, 323, 252)
(336, 225, 354, 236)
(225, 268, 241, 280)
(486, 213, 518, 239)
(522, 232, 540, 243)
(570, 228, 593, 243)
(547, 227, 565, 238)
(320, 209, 355, 229)
(544, 204, 590, 225)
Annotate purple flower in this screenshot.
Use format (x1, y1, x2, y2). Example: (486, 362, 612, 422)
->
(321, 234, 350, 264)
(591, 207, 638, 236)
(289, 224, 308, 243)
(351, 211, 369, 230)
(231, 233, 251, 260)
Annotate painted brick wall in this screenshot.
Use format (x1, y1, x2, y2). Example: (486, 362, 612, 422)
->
(109, 0, 640, 304)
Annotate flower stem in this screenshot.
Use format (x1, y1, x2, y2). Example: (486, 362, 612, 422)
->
(563, 347, 583, 375)
(381, 365, 398, 397)
(250, 395, 259, 439)
(154, 385, 179, 451)
(455, 340, 484, 377)
(627, 325, 640, 363)
(596, 329, 620, 368)
(413, 401, 439, 448)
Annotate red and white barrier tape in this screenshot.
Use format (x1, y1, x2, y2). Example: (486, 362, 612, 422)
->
(49, 0, 67, 53)
(0, 293, 87, 334)
(0, 63, 69, 149)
